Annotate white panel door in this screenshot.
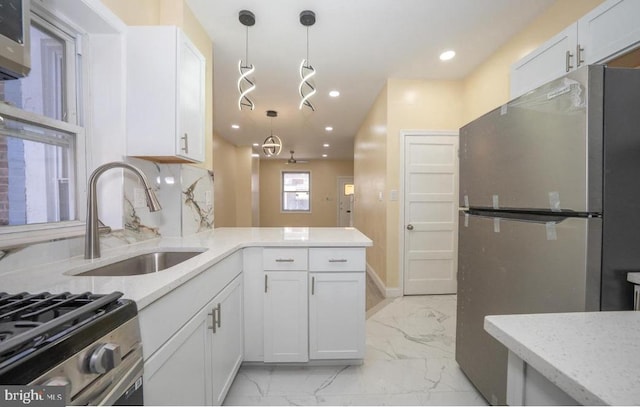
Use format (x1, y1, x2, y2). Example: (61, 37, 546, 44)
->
(337, 176, 354, 227)
(403, 134, 459, 295)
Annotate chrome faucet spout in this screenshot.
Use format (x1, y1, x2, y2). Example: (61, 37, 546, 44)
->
(84, 162, 162, 259)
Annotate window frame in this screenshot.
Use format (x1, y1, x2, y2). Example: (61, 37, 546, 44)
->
(281, 170, 312, 213)
(0, 4, 87, 249)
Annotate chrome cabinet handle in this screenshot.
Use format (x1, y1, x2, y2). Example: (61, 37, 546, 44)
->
(311, 276, 315, 295)
(181, 133, 189, 154)
(329, 259, 347, 263)
(565, 50, 574, 72)
(576, 44, 584, 67)
(406, 224, 414, 230)
(208, 307, 216, 332)
(275, 258, 294, 262)
(209, 303, 222, 332)
(264, 274, 268, 293)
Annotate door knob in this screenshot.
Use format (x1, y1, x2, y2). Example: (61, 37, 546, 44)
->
(406, 224, 414, 230)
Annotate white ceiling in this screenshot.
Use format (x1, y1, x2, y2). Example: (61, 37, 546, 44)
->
(186, 0, 554, 160)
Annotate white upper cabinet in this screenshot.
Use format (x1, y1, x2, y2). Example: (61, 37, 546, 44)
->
(510, 24, 578, 99)
(126, 26, 205, 163)
(510, 0, 640, 99)
(577, 0, 640, 65)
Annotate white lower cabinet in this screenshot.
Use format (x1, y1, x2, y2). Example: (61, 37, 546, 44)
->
(143, 271, 243, 406)
(144, 304, 210, 405)
(309, 272, 366, 360)
(263, 271, 309, 362)
(210, 275, 244, 405)
(244, 247, 367, 363)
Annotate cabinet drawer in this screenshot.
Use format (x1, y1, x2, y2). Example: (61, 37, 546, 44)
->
(263, 248, 308, 270)
(309, 248, 365, 272)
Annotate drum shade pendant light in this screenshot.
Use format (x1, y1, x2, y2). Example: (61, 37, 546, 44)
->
(298, 10, 317, 111)
(238, 10, 256, 110)
(262, 110, 283, 156)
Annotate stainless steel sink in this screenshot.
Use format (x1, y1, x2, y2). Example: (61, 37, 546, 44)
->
(76, 250, 205, 277)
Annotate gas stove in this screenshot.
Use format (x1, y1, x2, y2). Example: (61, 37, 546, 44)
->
(0, 292, 143, 405)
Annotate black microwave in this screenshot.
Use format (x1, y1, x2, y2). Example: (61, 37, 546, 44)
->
(0, 0, 31, 80)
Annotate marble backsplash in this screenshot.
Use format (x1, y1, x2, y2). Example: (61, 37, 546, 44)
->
(0, 160, 214, 272)
(123, 158, 214, 237)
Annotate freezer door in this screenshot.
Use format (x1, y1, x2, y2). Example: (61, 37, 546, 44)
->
(455, 211, 601, 405)
(459, 65, 603, 213)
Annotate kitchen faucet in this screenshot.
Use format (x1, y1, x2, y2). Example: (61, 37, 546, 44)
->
(85, 162, 162, 259)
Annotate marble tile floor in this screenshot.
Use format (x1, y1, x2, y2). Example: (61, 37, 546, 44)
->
(223, 295, 488, 406)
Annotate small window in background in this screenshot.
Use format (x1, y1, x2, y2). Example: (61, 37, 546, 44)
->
(0, 12, 81, 228)
(282, 171, 310, 212)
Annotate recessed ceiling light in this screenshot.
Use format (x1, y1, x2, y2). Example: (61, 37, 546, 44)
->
(325, 126, 333, 132)
(323, 143, 330, 148)
(322, 154, 328, 158)
(329, 90, 340, 97)
(439, 50, 456, 61)
(231, 124, 240, 129)
(252, 143, 259, 147)
(251, 153, 260, 158)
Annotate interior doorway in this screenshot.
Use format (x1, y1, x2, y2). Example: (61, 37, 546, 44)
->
(337, 176, 354, 227)
(401, 132, 459, 295)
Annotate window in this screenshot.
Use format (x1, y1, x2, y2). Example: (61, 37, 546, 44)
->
(282, 171, 310, 212)
(0, 9, 83, 234)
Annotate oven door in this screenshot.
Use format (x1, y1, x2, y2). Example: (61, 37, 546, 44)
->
(72, 349, 143, 406)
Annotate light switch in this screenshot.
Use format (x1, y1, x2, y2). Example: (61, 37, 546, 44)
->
(378, 191, 383, 201)
(390, 190, 398, 201)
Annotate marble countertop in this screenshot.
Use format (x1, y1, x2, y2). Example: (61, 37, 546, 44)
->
(1, 227, 372, 310)
(485, 312, 640, 406)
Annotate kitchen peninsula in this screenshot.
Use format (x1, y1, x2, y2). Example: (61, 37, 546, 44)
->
(1, 227, 372, 405)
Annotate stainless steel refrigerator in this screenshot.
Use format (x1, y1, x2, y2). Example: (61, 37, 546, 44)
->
(455, 64, 640, 405)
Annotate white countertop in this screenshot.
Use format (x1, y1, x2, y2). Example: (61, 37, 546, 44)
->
(0, 227, 372, 310)
(627, 272, 640, 284)
(485, 312, 640, 406)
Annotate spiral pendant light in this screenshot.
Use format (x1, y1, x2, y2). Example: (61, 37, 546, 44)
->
(238, 10, 256, 111)
(262, 110, 283, 156)
(298, 10, 317, 111)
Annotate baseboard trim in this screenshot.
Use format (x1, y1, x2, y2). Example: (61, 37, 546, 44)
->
(366, 263, 403, 298)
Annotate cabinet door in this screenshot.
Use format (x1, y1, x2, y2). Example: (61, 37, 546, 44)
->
(263, 271, 308, 362)
(210, 275, 243, 406)
(510, 24, 578, 99)
(309, 272, 366, 360)
(177, 32, 205, 162)
(578, 0, 640, 65)
(144, 304, 211, 406)
(243, 248, 264, 361)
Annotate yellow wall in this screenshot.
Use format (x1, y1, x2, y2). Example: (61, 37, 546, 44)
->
(354, 80, 464, 288)
(211, 134, 256, 227)
(212, 132, 237, 227)
(462, 0, 603, 124)
(355, 0, 604, 292)
(260, 160, 354, 227)
(101, 0, 214, 170)
(354, 85, 388, 285)
(385, 79, 464, 287)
